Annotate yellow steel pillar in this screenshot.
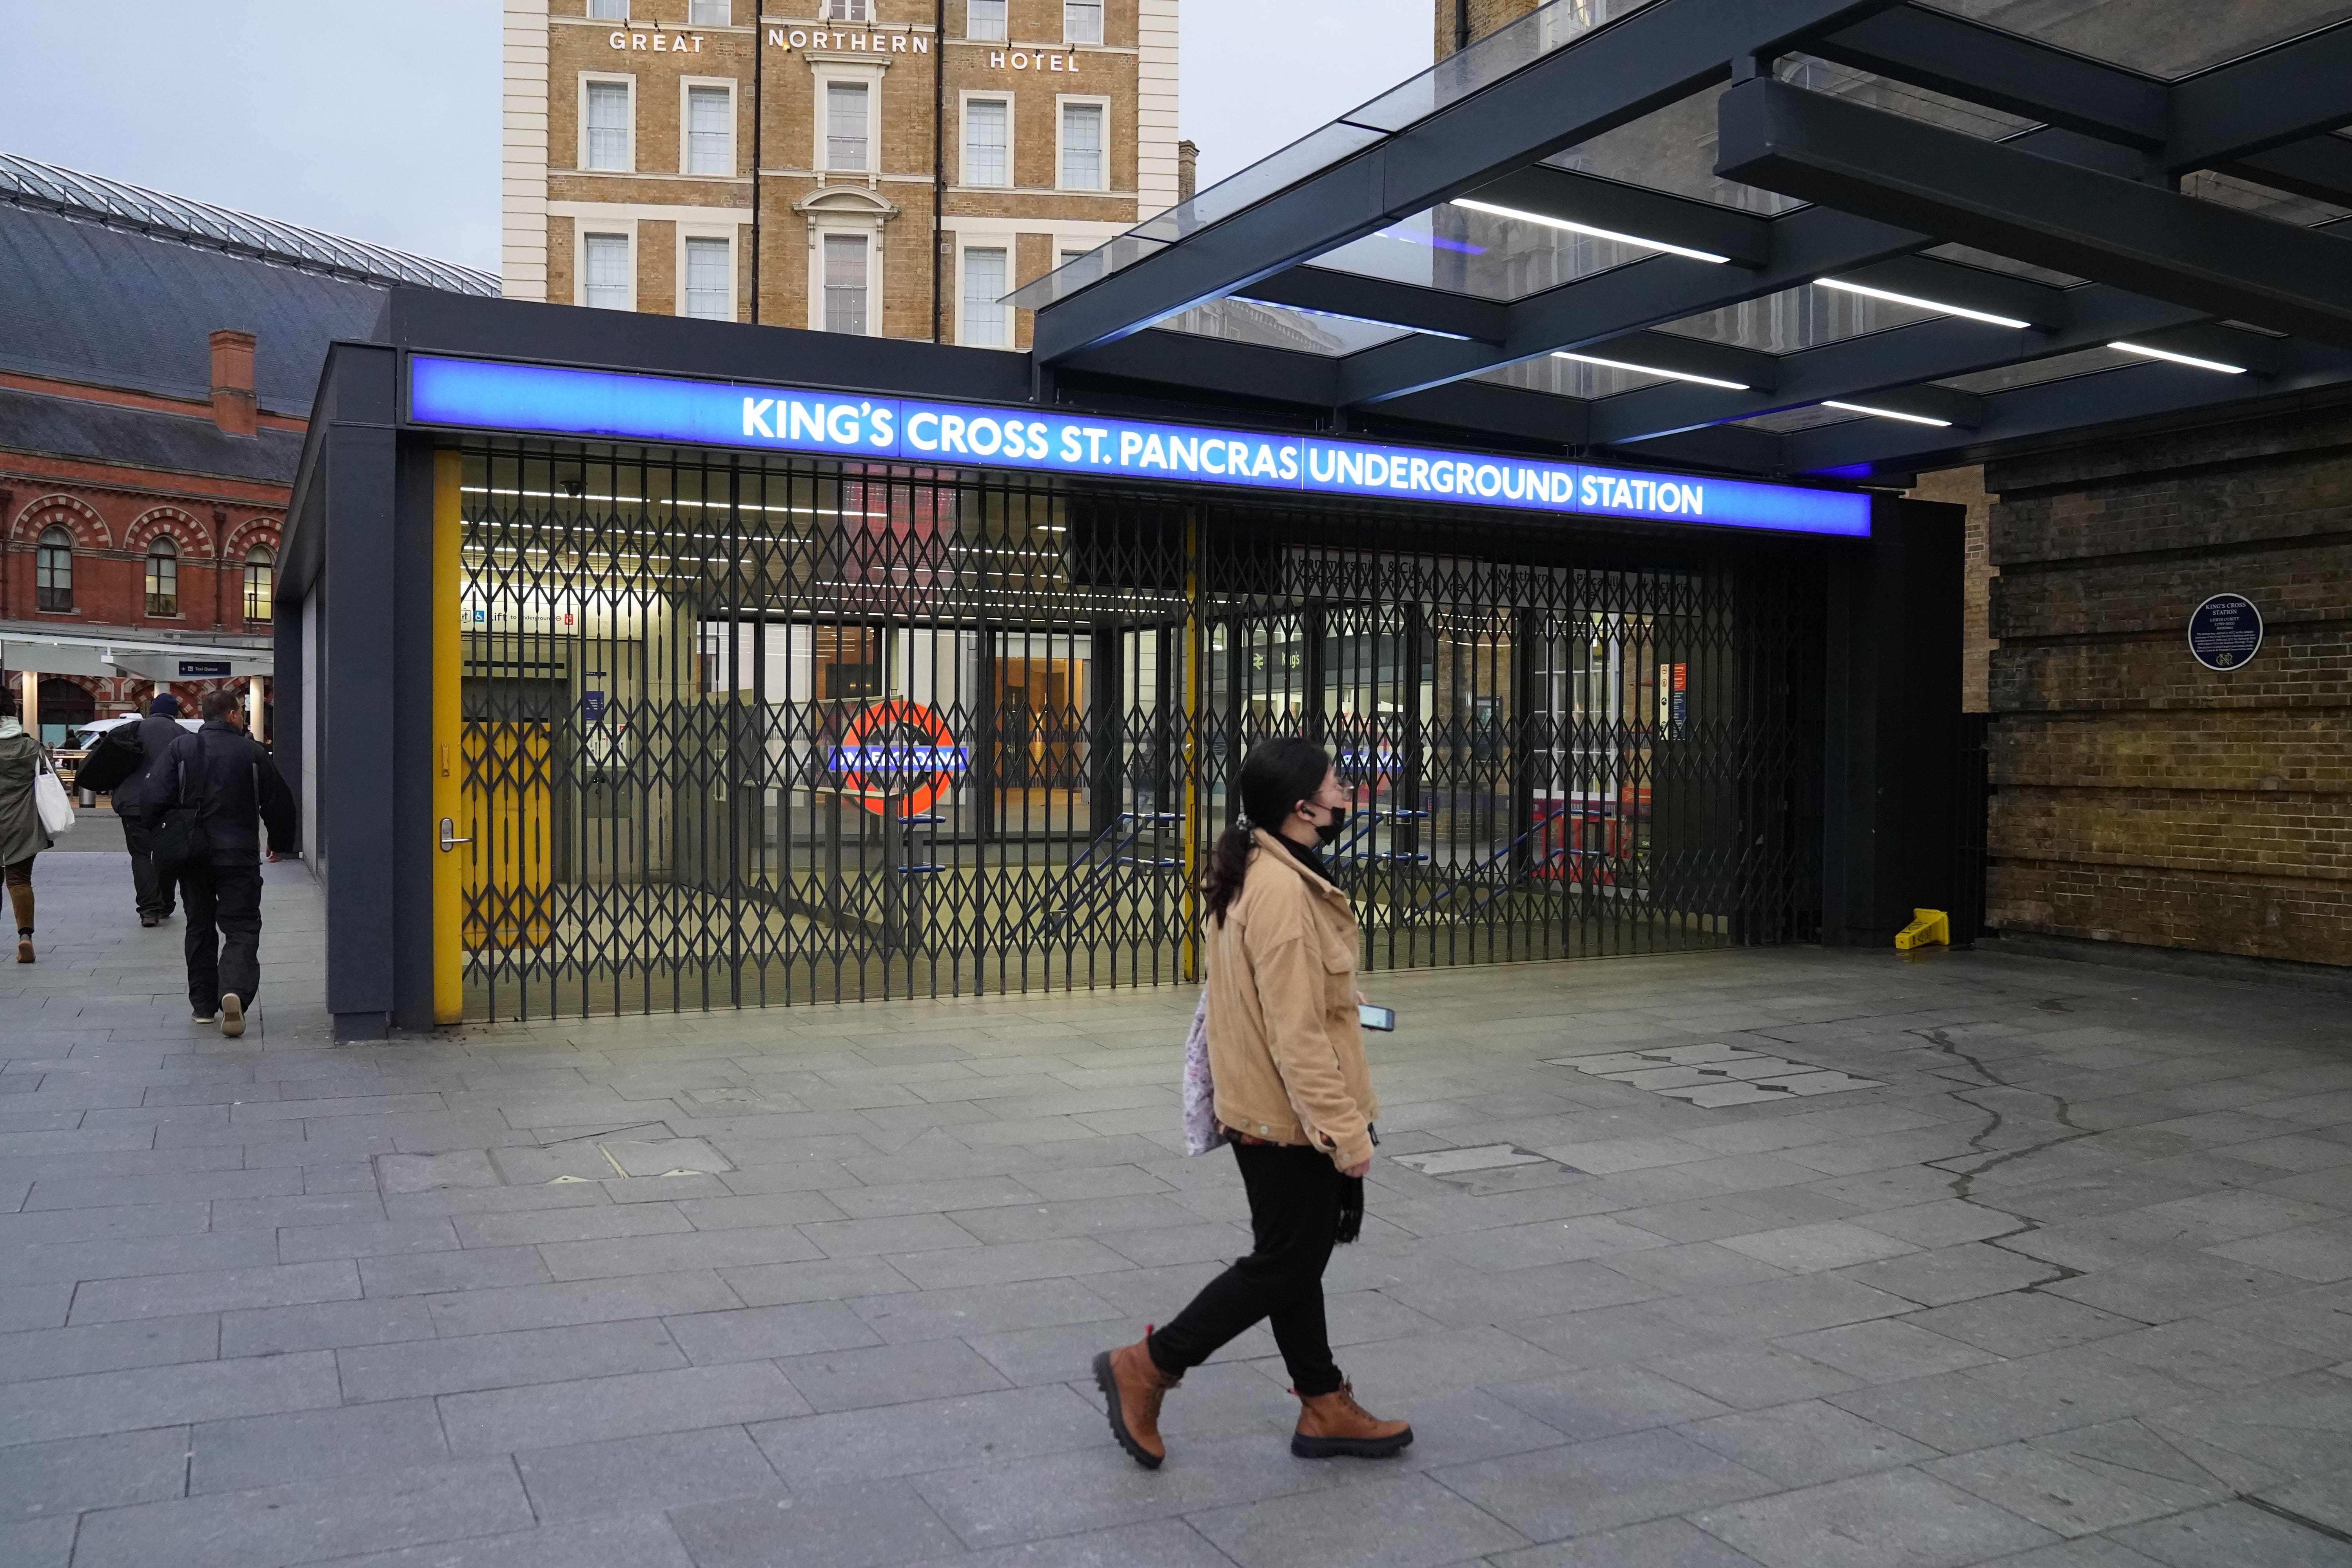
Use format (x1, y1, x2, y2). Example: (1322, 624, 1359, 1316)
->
(430, 450, 464, 1024)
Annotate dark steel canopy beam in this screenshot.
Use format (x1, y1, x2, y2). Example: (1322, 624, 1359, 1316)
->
(1592, 281, 2207, 446)
(1063, 330, 1339, 407)
(1334, 206, 1928, 404)
(2224, 134, 2352, 208)
(1716, 78, 2352, 350)
(1029, 0, 1907, 362)
(1234, 268, 1508, 343)
(1784, 339, 2352, 474)
(1806, 3, 2167, 147)
(2169, 19, 2352, 169)
(1461, 165, 1774, 267)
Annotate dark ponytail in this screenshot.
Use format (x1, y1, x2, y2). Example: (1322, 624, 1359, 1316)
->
(1202, 736, 1334, 925)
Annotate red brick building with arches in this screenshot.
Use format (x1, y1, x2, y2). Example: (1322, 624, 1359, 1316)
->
(0, 154, 497, 742)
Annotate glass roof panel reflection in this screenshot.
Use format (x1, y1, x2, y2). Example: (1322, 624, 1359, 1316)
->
(1936, 345, 2141, 393)
(1543, 83, 1800, 212)
(1305, 205, 1651, 301)
(1158, 298, 1410, 356)
(1918, 0, 2352, 78)
(2183, 168, 2352, 227)
(1478, 355, 1667, 399)
(1656, 280, 1937, 355)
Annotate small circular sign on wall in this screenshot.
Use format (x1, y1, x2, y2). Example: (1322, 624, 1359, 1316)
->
(2188, 593, 2263, 671)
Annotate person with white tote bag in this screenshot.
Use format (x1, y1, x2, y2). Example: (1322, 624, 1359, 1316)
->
(0, 684, 66, 964)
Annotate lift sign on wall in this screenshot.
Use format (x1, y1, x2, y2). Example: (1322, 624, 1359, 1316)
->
(409, 356, 1871, 539)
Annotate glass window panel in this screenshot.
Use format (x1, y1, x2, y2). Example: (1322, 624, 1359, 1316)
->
(1477, 355, 1667, 398)
(1306, 203, 1648, 301)
(824, 232, 869, 333)
(963, 247, 1009, 345)
(1160, 297, 1410, 355)
(583, 232, 631, 308)
(967, 0, 1006, 40)
(35, 526, 71, 612)
(588, 0, 626, 18)
(827, 82, 870, 171)
(1065, 1, 1103, 44)
(1920, 0, 2352, 77)
(1738, 405, 1865, 432)
(964, 99, 1007, 186)
(688, 0, 730, 21)
(687, 85, 732, 176)
(822, 0, 873, 19)
(1656, 280, 1935, 354)
(684, 236, 732, 319)
(2183, 168, 2351, 227)
(1061, 103, 1104, 190)
(586, 82, 631, 171)
(1543, 85, 1800, 214)
(243, 547, 275, 623)
(1936, 344, 2142, 393)
(146, 538, 178, 617)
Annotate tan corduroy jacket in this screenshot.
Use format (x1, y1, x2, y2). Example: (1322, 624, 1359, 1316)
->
(1203, 828, 1379, 1171)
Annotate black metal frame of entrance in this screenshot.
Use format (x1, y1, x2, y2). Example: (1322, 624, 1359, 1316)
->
(443, 440, 1830, 1021)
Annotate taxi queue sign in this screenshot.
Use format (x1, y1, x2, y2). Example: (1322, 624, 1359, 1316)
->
(826, 701, 968, 816)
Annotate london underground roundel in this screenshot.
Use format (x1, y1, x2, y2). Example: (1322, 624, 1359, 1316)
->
(828, 701, 967, 816)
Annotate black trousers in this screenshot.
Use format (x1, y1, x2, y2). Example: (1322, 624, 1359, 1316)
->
(1147, 1140, 1345, 1396)
(181, 862, 263, 1014)
(120, 816, 175, 918)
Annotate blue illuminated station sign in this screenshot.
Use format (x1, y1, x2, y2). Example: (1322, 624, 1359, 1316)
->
(409, 356, 1870, 539)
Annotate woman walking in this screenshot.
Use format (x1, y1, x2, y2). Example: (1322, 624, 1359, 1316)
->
(1094, 736, 1411, 1468)
(0, 688, 55, 964)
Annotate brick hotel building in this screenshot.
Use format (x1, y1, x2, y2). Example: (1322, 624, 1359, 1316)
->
(500, 0, 1180, 348)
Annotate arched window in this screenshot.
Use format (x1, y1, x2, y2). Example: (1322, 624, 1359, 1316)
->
(146, 536, 179, 617)
(35, 526, 73, 612)
(243, 545, 275, 623)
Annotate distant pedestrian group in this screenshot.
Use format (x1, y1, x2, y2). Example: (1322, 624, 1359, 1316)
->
(66, 688, 297, 1036)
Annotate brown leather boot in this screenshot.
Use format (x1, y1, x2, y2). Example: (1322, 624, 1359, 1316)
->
(1291, 1381, 1413, 1458)
(1092, 1333, 1181, 1469)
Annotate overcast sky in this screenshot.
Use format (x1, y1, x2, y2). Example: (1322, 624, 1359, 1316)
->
(0, 1, 1429, 275)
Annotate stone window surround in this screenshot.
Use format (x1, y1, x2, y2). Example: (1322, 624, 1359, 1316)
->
(677, 75, 739, 178)
(578, 69, 638, 174)
(675, 222, 740, 321)
(799, 188, 894, 336)
(958, 88, 1015, 189)
(575, 217, 640, 312)
(956, 234, 1014, 348)
(809, 56, 889, 176)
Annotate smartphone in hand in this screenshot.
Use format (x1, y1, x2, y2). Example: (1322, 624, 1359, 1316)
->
(1357, 1004, 1396, 1032)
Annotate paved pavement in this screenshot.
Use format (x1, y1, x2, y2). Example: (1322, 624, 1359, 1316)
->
(5, 849, 2352, 1567)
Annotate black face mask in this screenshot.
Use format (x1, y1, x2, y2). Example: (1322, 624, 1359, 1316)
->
(1310, 806, 1345, 846)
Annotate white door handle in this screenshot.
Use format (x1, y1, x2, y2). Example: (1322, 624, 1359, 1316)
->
(438, 816, 472, 852)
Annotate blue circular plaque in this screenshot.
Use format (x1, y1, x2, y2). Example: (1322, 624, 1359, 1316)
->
(2188, 593, 2263, 671)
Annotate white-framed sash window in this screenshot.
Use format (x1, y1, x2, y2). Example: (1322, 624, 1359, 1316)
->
(584, 78, 633, 171)
(583, 231, 632, 309)
(688, 0, 731, 22)
(962, 246, 1009, 347)
(588, 0, 626, 19)
(684, 235, 732, 319)
(826, 81, 871, 171)
(963, 98, 1008, 187)
(967, 0, 1006, 40)
(1059, 100, 1105, 191)
(823, 232, 871, 334)
(1064, 0, 1103, 44)
(686, 83, 733, 174)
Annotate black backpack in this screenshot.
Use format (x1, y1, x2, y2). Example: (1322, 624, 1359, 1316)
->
(149, 738, 212, 882)
(73, 725, 144, 796)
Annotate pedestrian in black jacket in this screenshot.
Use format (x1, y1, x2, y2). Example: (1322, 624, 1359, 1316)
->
(107, 695, 193, 926)
(145, 689, 297, 1038)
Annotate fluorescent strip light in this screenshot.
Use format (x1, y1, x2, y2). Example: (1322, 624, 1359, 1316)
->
(2109, 340, 2247, 375)
(1450, 198, 1731, 265)
(1231, 297, 1471, 341)
(1553, 350, 1748, 391)
(1822, 399, 1952, 428)
(1813, 277, 2031, 330)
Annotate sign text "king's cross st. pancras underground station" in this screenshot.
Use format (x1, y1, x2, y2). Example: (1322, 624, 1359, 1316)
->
(408, 357, 1871, 538)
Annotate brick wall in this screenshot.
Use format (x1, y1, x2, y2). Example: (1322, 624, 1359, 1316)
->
(1983, 405, 2352, 969)
(1909, 465, 1995, 713)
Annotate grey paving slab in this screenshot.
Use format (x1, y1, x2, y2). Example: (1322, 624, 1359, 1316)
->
(0, 1426, 190, 1519)
(0, 1349, 341, 1444)
(437, 1361, 813, 1455)
(336, 1318, 686, 1400)
(1188, 1472, 1526, 1567)
(1436, 1427, 1778, 1540)
(779, 1335, 1014, 1411)
(669, 1478, 968, 1568)
(0, 1313, 219, 1384)
(69, 1456, 534, 1568)
(303, 1512, 699, 1568)
(911, 1436, 1339, 1548)
(1691, 1469, 2058, 1568)
(2111, 1500, 2352, 1566)
(188, 1397, 450, 1492)
(515, 1424, 781, 1521)
(1487, 1517, 1772, 1567)
(749, 1384, 1106, 1488)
